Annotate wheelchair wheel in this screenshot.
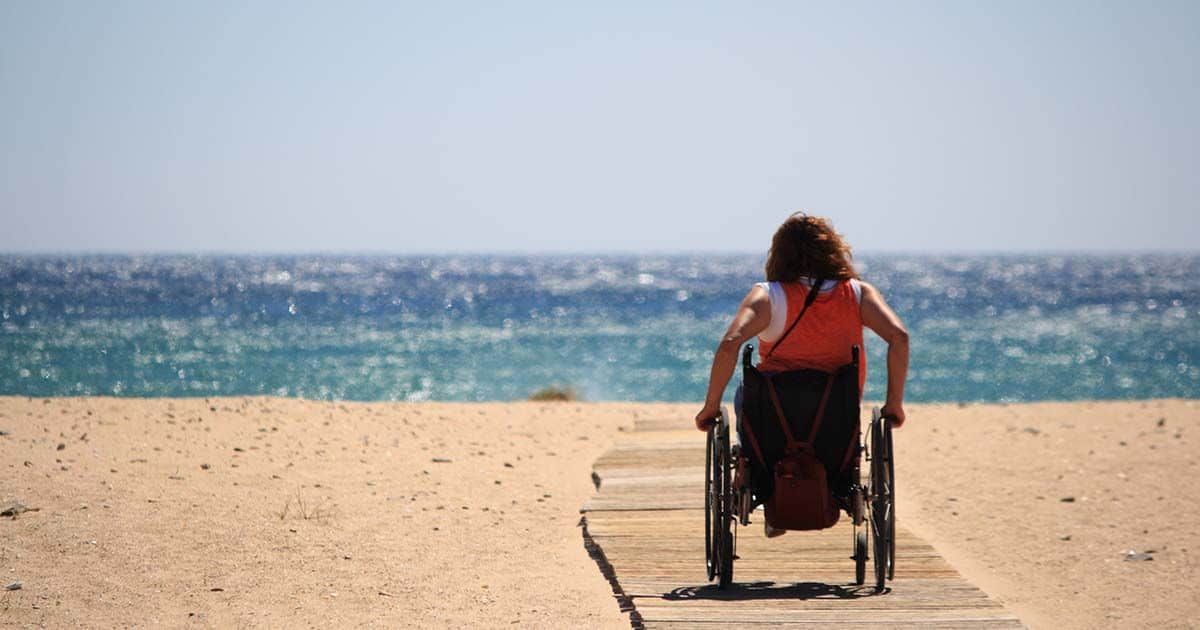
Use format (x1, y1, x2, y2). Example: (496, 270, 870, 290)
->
(868, 408, 894, 592)
(886, 419, 896, 581)
(705, 411, 734, 588)
(852, 485, 866, 585)
(705, 423, 715, 581)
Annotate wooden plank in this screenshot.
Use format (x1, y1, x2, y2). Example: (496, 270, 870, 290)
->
(581, 414, 1026, 629)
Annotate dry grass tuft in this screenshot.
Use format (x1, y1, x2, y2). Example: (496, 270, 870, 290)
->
(278, 488, 332, 522)
(528, 385, 580, 402)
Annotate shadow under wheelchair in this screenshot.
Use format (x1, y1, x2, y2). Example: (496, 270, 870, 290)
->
(663, 581, 887, 601)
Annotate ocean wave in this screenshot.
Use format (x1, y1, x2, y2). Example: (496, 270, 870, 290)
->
(1, 254, 1196, 401)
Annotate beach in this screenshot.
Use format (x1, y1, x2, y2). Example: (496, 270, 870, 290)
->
(896, 399, 1200, 630)
(2, 397, 1198, 628)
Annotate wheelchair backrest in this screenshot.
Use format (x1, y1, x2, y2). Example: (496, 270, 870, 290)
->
(740, 347, 861, 495)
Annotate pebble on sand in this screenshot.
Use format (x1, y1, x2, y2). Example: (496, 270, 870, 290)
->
(5, 581, 21, 591)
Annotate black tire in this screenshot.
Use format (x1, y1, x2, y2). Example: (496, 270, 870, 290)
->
(715, 412, 734, 588)
(869, 409, 893, 592)
(885, 419, 896, 581)
(705, 426, 718, 581)
(706, 412, 735, 587)
(854, 526, 867, 586)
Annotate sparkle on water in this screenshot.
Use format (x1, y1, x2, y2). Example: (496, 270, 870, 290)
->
(1, 254, 1196, 402)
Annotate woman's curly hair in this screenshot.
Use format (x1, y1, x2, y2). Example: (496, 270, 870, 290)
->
(764, 212, 858, 282)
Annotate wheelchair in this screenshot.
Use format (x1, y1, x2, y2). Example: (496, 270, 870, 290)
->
(705, 345, 896, 591)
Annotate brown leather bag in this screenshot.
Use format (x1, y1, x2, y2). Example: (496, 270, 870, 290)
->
(765, 444, 840, 530)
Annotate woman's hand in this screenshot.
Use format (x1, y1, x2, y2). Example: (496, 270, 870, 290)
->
(880, 402, 906, 428)
(695, 404, 721, 431)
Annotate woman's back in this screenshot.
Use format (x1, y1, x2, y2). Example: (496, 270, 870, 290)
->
(756, 279, 866, 394)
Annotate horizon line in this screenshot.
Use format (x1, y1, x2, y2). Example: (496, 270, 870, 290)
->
(1, 247, 1199, 257)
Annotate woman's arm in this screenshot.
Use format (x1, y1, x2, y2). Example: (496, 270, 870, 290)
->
(860, 281, 910, 426)
(695, 285, 772, 430)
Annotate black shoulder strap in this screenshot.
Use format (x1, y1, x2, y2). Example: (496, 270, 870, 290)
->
(761, 278, 825, 362)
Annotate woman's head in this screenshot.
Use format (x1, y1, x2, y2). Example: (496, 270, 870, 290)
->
(764, 212, 858, 282)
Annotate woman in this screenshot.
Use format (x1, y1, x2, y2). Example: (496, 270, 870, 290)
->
(695, 212, 909, 431)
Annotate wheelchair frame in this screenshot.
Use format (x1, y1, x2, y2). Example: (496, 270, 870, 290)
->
(705, 404, 896, 591)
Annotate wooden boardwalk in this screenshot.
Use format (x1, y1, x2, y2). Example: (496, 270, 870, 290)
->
(581, 416, 1025, 629)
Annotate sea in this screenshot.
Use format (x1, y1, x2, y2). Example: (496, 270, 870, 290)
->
(1, 254, 1197, 404)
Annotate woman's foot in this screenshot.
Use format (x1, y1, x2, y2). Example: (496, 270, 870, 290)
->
(764, 519, 786, 538)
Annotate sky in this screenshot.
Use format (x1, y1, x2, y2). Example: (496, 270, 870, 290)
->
(1, 1, 1197, 254)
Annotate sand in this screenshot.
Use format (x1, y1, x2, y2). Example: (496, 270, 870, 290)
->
(1, 397, 1198, 628)
(0, 397, 643, 628)
(895, 399, 1200, 630)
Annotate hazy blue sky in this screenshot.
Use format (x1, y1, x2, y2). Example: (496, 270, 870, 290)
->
(2, 1, 1197, 253)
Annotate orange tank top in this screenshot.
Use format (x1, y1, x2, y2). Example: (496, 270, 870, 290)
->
(756, 280, 867, 395)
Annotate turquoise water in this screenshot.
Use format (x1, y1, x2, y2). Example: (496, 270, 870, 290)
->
(1, 254, 1197, 402)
